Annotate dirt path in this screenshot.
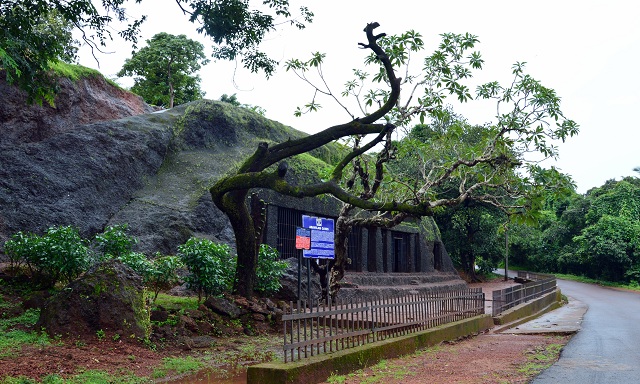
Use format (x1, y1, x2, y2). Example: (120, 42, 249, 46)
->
(319, 278, 571, 384)
(321, 332, 570, 384)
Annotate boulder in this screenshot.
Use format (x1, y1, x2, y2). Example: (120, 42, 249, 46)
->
(204, 296, 247, 319)
(37, 260, 150, 340)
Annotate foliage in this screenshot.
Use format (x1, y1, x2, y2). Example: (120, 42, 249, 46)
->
(94, 224, 137, 260)
(118, 252, 153, 278)
(152, 356, 205, 379)
(152, 294, 199, 312)
(1, 0, 312, 104)
(573, 215, 640, 282)
(435, 199, 504, 281)
(118, 33, 209, 108)
(0, 296, 49, 359)
(254, 244, 287, 295)
(3, 226, 89, 287)
(145, 254, 183, 302)
(516, 343, 565, 377)
(117, 251, 183, 302)
(509, 176, 640, 285)
(219, 93, 266, 116)
(177, 237, 236, 301)
(0, 370, 152, 384)
(1, 5, 79, 105)
(4, 223, 184, 297)
(211, 23, 578, 297)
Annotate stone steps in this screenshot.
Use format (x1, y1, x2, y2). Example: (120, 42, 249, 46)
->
(341, 272, 462, 287)
(335, 272, 468, 301)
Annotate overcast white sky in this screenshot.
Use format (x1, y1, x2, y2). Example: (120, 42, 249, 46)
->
(77, 0, 640, 194)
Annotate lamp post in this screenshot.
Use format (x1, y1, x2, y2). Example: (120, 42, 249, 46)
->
(504, 222, 509, 281)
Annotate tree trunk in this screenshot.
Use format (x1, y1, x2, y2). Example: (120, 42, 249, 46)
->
(220, 189, 258, 297)
(310, 259, 333, 303)
(330, 212, 351, 301)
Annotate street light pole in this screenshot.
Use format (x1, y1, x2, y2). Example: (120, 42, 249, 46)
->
(504, 223, 509, 281)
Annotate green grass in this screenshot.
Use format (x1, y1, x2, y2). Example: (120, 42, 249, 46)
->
(49, 61, 123, 89)
(517, 343, 564, 377)
(500, 265, 640, 291)
(0, 297, 50, 358)
(325, 352, 419, 384)
(1, 371, 151, 384)
(547, 273, 640, 291)
(152, 293, 199, 311)
(151, 356, 206, 379)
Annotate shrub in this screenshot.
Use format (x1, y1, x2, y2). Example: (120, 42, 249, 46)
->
(146, 254, 183, 302)
(255, 244, 287, 295)
(177, 238, 235, 301)
(118, 252, 153, 280)
(4, 226, 89, 287)
(94, 224, 137, 260)
(4, 231, 38, 271)
(40, 226, 89, 285)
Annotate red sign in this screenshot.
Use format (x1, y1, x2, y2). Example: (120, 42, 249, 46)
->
(295, 227, 311, 250)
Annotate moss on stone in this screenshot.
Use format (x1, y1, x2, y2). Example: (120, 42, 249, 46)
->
(419, 216, 441, 242)
(49, 61, 122, 89)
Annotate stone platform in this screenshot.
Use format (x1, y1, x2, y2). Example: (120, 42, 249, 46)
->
(336, 271, 468, 301)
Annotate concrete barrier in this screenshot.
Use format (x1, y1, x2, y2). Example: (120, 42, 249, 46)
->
(247, 314, 493, 384)
(492, 288, 562, 327)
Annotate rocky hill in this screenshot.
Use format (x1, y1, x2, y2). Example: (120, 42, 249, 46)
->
(0, 70, 337, 254)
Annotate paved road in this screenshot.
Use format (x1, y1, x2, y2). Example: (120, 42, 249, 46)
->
(533, 279, 640, 383)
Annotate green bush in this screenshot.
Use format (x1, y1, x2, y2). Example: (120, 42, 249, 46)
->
(177, 237, 235, 301)
(255, 244, 287, 295)
(118, 251, 153, 279)
(4, 226, 89, 287)
(3, 231, 38, 271)
(146, 254, 183, 302)
(118, 252, 183, 302)
(94, 224, 137, 260)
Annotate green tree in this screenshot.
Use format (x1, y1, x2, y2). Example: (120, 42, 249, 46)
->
(210, 23, 578, 297)
(570, 179, 640, 281)
(436, 201, 504, 281)
(219, 93, 266, 115)
(1, 5, 79, 105)
(118, 33, 209, 108)
(1, 0, 313, 104)
(574, 215, 640, 281)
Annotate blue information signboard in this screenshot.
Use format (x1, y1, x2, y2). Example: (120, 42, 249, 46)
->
(302, 215, 335, 259)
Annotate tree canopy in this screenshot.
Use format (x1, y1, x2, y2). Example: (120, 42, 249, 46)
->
(1, 5, 79, 105)
(512, 177, 640, 284)
(118, 32, 209, 108)
(210, 23, 578, 297)
(1, 0, 313, 104)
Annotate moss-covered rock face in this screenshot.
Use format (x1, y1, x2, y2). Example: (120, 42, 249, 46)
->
(37, 260, 150, 341)
(419, 216, 441, 242)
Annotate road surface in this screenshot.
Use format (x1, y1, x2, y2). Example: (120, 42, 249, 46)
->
(533, 279, 640, 383)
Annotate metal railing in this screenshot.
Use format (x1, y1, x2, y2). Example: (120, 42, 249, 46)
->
(492, 272, 556, 316)
(282, 288, 484, 362)
(516, 271, 551, 282)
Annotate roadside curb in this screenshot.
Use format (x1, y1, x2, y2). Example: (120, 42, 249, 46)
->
(492, 289, 562, 327)
(498, 295, 587, 335)
(492, 299, 563, 334)
(247, 314, 493, 384)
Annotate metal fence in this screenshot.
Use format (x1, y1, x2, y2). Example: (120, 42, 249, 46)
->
(491, 272, 556, 316)
(516, 271, 552, 282)
(282, 288, 484, 362)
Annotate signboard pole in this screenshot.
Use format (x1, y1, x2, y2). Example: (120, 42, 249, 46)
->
(297, 252, 301, 300)
(306, 258, 311, 306)
(294, 226, 311, 301)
